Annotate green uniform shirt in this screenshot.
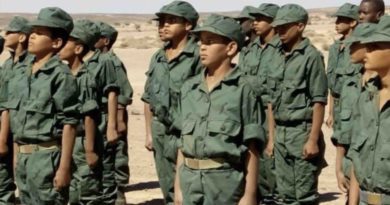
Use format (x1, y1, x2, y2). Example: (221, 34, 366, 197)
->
(142, 37, 202, 128)
(238, 36, 280, 106)
(327, 40, 362, 97)
(348, 78, 390, 193)
(11, 55, 79, 144)
(107, 51, 133, 106)
(179, 67, 265, 164)
(333, 73, 361, 145)
(267, 38, 328, 122)
(84, 50, 118, 108)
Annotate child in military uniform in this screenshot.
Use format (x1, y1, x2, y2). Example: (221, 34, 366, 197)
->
(235, 5, 257, 65)
(266, 4, 328, 205)
(58, 19, 103, 205)
(94, 21, 133, 204)
(12, 7, 79, 204)
(348, 16, 390, 205)
(142, 1, 201, 204)
(358, 0, 385, 23)
(175, 14, 264, 205)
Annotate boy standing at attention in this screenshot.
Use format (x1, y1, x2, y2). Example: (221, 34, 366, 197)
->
(12, 7, 79, 204)
(267, 4, 328, 205)
(142, 1, 201, 204)
(175, 14, 264, 205)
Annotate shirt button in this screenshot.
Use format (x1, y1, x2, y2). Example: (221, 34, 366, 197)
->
(370, 145, 374, 151)
(221, 126, 226, 131)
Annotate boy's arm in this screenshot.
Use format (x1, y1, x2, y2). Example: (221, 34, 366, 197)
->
(336, 145, 349, 193)
(174, 149, 184, 205)
(238, 141, 259, 205)
(0, 110, 10, 156)
(348, 165, 359, 205)
(265, 103, 275, 157)
(84, 115, 98, 168)
(107, 91, 118, 144)
(54, 124, 76, 190)
(326, 95, 334, 128)
(144, 103, 153, 151)
(303, 102, 325, 159)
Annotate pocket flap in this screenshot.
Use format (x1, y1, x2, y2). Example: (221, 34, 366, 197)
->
(208, 120, 241, 136)
(181, 120, 196, 135)
(25, 99, 53, 114)
(340, 109, 352, 120)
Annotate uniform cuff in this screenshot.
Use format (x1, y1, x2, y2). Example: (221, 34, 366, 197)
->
(80, 100, 99, 114)
(312, 96, 328, 104)
(243, 123, 265, 145)
(118, 95, 132, 106)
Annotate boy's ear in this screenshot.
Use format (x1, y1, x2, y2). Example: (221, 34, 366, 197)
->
(52, 38, 64, 50)
(74, 44, 84, 55)
(350, 20, 358, 28)
(226, 41, 238, 57)
(376, 11, 384, 22)
(18, 34, 27, 44)
(297, 22, 306, 33)
(103, 37, 110, 47)
(185, 22, 193, 32)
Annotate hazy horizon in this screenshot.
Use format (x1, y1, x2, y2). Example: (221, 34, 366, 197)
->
(0, 0, 382, 14)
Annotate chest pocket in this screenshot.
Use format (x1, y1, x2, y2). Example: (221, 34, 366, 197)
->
(283, 80, 307, 109)
(24, 97, 55, 135)
(207, 120, 241, 137)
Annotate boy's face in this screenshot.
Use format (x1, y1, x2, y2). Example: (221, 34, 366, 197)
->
(335, 16, 355, 35)
(4, 31, 21, 50)
(364, 42, 390, 72)
(28, 26, 55, 55)
(199, 31, 232, 67)
(58, 38, 78, 61)
(238, 18, 253, 36)
(275, 22, 303, 45)
(350, 42, 366, 64)
(252, 15, 273, 37)
(359, 1, 381, 23)
(157, 14, 190, 41)
(94, 37, 106, 50)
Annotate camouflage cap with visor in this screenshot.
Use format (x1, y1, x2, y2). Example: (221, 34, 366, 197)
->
(192, 14, 245, 50)
(249, 3, 280, 19)
(234, 6, 257, 20)
(70, 19, 100, 48)
(332, 3, 359, 21)
(154, 1, 199, 26)
(272, 4, 308, 27)
(29, 7, 73, 33)
(5, 16, 32, 34)
(361, 15, 390, 43)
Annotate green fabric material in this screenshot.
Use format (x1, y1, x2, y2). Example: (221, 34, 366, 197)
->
(361, 15, 390, 43)
(16, 149, 68, 205)
(332, 3, 359, 20)
(272, 4, 308, 26)
(179, 66, 265, 163)
(155, 1, 199, 26)
(115, 136, 130, 189)
(344, 23, 377, 44)
(71, 19, 100, 48)
(0, 139, 15, 205)
(12, 55, 79, 144)
(5, 16, 31, 34)
(348, 77, 390, 193)
(142, 36, 202, 130)
(95, 21, 118, 41)
(29, 7, 73, 32)
(235, 6, 257, 20)
(267, 38, 328, 122)
(192, 14, 245, 49)
(107, 51, 133, 106)
(249, 3, 280, 19)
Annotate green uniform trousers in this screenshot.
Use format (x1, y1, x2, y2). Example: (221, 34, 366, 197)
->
(151, 119, 178, 205)
(0, 139, 15, 205)
(274, 123, 326, 205)
(179, 164, 245, 205)
(15, 148, 68, 205)
(102, 140, 118, 205)
(69, 136, 103, 205)
(115, 135, 129, 190)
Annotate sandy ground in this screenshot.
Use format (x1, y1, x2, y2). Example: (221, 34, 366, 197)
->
(118, 46, 345, 205)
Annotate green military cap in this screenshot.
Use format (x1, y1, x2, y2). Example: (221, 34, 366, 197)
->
(272, 4, 308, 27)
(192, 14, 245, 50)
(5, 16, 32, 34)
(249, 3, 280, 19)
(95, 21, 118, 40)
(332, 3, 359, 21)
(235, 6, 257, 20)
(361, 15, 390, 43)
(155, 1, 199, 26)
(30, 7, 73, 33)
(344, 23, 377, 44)
(70, 19, 100, 48)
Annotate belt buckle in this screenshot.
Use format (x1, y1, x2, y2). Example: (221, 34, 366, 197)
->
(367, 192, 382, 205)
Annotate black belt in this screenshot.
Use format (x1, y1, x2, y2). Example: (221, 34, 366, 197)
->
(275, 120, 311, 127)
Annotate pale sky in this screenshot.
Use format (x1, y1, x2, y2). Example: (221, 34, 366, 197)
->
(0, 0, 382, 14)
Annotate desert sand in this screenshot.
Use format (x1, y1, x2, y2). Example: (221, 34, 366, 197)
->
(0, 7, 389, 205)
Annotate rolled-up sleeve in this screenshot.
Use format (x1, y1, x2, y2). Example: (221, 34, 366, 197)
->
(53, 72, 79, 125)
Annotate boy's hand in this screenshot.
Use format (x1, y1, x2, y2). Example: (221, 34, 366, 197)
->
(85, 151, 99, 169)
(264, 142, 274, 157)
(238, 194, 257, 205)
(326, 115, 334, 128)
(0, 142, 8, 157)
(53, 168, 71, 191)
(106, 127, 119, 144)
(303, 138, 319, 159)
(145, 134, 153, 151)
(117, 120, 127, 136)
(336, 170, 350, 193)
(174, 186, 183, 205)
